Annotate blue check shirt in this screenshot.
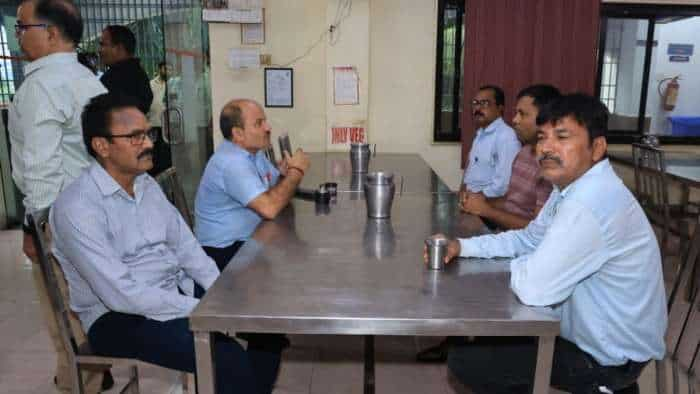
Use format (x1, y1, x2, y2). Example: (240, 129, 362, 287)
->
(195, 140, 280, 248)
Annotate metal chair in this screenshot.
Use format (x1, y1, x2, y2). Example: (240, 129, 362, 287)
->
(154, 167, 193, 228)
(656, 224, 700, 394)
(28, 209, 193, 394)
(632, 143, 696, 257)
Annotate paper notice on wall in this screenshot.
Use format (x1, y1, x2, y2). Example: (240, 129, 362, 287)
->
(230, 8, 263, 23)
(228, 48, 260, 69)
(329, 125, 366, 147)
(333, 66, 359, 105)
(229, 0, 263, 9)
(203, 9, 233, 22)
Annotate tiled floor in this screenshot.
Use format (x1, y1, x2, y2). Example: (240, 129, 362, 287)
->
(0, 228, 687, 393)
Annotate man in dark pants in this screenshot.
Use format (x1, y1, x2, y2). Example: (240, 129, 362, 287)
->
(50, 93, 283, 394)
(99, 25, 153, 114)
(426, 94, 667, 394)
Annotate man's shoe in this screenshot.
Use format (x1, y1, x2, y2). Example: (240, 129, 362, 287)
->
(416, 343, 448, 363)
(101, 370, 114, 391)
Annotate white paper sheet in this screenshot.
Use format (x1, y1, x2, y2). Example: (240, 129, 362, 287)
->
(333, 66, 359, 105)
(228, 48, 260, 69)
(229, 8, 263, 23)
(242, 22, 264, 44)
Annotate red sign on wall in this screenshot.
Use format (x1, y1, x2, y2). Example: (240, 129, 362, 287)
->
(330, 126, 366, 145)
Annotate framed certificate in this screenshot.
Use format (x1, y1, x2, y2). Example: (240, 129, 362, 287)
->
(264, 68, 293, 108)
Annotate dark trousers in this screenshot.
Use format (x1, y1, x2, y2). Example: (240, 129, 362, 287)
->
(202, 241, 291, 353)
(203, 241, 245, 272)
(147, 127, 173, 177)
(87, 285, 282, 394)
(447, 336, 647, 394)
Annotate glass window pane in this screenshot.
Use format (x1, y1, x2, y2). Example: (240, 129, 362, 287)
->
(601, 18, 648, 133)
(644, 16, 700, 136)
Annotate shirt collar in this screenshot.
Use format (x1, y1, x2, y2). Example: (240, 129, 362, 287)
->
(556, 158, 611, 198)
(23, 52, 77, 77)
(222, 139, 260, 160)
(478, 117, 505, 134)
(89, 162, 148, 202)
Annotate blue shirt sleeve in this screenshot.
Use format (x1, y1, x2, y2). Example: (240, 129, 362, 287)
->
(221, 157, 269, 206)
(481, 129, 522, 198)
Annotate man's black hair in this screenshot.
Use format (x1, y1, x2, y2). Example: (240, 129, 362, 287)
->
(104, 25, 136, 55)
(32, 0, 83, 46)
(479, 85, 505, 107)
(516, 84, 561, 112)
(536, 93, 609, 143)
(82, 93, 142, 158)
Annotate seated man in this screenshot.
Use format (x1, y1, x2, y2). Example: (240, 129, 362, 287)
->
(417, 85, 560, 363)
(429, 94, 667, 393)
(461, 84, 559, 230)
(50, 93, 282, 394)
(195, 98, 310, 270)
(461, 85, 521, 198)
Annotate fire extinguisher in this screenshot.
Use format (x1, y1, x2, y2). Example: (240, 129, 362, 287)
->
(658, 75, 681, 111)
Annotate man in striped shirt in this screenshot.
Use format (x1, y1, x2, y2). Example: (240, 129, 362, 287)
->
(461, 85, 560, 230)
(8, 0, 106, 391)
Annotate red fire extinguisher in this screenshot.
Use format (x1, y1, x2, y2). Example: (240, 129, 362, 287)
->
(658, 76, 681, 111)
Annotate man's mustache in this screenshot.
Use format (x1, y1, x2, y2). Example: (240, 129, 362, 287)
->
(537, 153, 562, 165)
(138, 149, 154, 159)
(473, 111, 484, 117)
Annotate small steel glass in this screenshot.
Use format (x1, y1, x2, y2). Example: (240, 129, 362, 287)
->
(425, 237, 449, 270)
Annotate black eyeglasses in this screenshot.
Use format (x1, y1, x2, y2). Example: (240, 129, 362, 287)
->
(14, 23, 50, 35)
(471, 99, 493, 108)
(108, 128, 158, 145)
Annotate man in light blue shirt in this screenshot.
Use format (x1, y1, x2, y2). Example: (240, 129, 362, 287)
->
(461, 85, 521, 198)
(51, 93, 282, 394)
(430, 94, 667, 393)
(195, 98, 310, 270)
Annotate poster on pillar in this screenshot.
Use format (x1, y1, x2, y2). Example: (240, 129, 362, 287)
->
(327, 121, 367, 151)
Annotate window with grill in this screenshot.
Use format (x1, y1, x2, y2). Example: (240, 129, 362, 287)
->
(434, 0, 465, 143)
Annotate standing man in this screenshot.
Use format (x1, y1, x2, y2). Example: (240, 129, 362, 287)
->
(195, 98, 310, 270)
(9, 0, 107, 392)
(99, 25, 152, 114)
(461, 85, 521, 199)
(461, 84, 559, 230)
(430, 94, 667, 393)
(146, 61, 173, 175)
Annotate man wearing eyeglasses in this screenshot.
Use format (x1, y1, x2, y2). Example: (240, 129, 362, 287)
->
(461, 85, 521, 202)
(50, 93, 283, 394)
(9, 1, 107, 392)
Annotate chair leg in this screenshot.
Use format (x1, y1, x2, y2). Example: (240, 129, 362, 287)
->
(129, 365, 140, 394)
(656, 359, 668, 394)
(672, 358, 680, 394)
(70, 363, 85, 394)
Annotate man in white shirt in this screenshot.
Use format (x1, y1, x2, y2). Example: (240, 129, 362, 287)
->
(428, 94, 667, 393)
(8, 0, 107, 391)
(461, 85, 521, 199)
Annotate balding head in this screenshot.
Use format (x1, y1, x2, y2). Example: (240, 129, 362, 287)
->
(219, 99, 271, 153)
(219, 99, 256, 140)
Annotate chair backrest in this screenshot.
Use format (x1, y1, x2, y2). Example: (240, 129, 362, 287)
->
(155, 167, 193, 228)
(665, 223, 700, 392)
(28, 209, 83, 360)
(632, 143, 669, 210)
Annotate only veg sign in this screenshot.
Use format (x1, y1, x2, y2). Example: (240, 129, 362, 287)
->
(330, 125, 366, 146)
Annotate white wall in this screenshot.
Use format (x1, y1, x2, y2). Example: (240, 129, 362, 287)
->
(208, 0, 464, 190)
(646, 17, 700, 135)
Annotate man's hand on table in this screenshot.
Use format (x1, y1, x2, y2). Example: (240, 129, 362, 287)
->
(422, 233, 461, 265)
(461, 192, 491, 216)
(284, 149, 310, 177)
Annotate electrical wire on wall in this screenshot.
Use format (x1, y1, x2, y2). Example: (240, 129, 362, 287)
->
(275, 0, 352, 67)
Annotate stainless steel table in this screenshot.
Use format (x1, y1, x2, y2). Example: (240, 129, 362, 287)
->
(191, 192, 559, 394)
(299, 152, 453, 193)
